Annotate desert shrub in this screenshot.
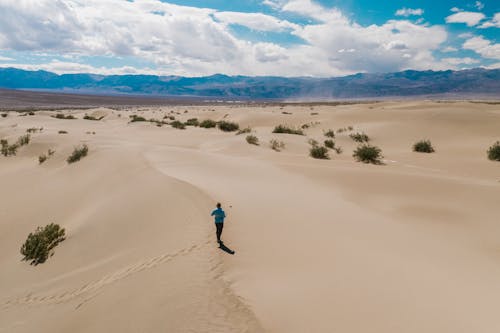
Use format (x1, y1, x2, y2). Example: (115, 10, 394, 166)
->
(38, 154, 47, 164)
(199, 119, 217, 128)
(20, 223, 66, 265)
(324, 129, 335, 138)
(270, 139, 285, 152)
(353, 144, 383, 164)
(311, 112, 319, 115)
(28, 111, 35, 116)
(185, 118, 199, 126)
(349, 132, 370, 143)
(236, 127, 252, 135)
(246, 135, 259, 145)
(1, 113, 7, 118)
(170, 120, 186, 129)
(17, 134, 30, 146)
(301, 124, 310, 129)
(308, 138, 319, 146)
(26, 127, 43, 133)
(129, 115, 147, 122)
(337, 126, 354, 134)
(53, 113, 76, 120)
(58, 130, 68, 134)
(273, 125, 304, 135)
(487, 141, 500, 161)
(218, 121, 239, 132)
(310, 146, 330, 159)
(67, 144, 88, 164)
(83, 114, 104, 121)
(282, 111, 292, 115)
(324, 139, 335, 149)
(413, 140, 435, 153)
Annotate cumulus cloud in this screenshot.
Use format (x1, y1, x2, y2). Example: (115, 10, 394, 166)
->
(0, 0, 451, 76)
(441, 46, 458, 52)
(395, 8, 424, 17)
(0, 55, 14, 61)
(445, 11, 485, 26)
(479, 13, 500, 28)
(475, 1, 484, 10)
(462, 36, 500, 60)
(441, 57, 480, 65)
(213, 11, 298, 32)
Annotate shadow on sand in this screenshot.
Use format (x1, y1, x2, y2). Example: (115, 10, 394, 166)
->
(219, 242, 235, 255)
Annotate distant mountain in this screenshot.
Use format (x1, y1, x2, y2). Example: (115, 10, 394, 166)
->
(0, 67, 498, 99)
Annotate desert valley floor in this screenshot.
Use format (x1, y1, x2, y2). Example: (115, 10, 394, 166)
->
(1, 100, 500, 332)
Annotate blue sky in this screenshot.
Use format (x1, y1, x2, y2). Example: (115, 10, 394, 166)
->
(0, 0, 498, 77)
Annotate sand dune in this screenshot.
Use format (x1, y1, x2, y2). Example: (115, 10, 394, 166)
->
(1, 101, 499, 332)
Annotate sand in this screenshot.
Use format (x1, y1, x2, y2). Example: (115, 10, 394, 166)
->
(1, 101, 499, 332)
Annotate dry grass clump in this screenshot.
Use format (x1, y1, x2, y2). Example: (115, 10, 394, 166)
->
(129, 115, 147, 122)
(349, 132, 370, 143)
(324, 139, 342, 154)
(236, 127, 252, 135)
(58, 130, 68, 134)
(413, 140, 435, 153)
(39, 149, 55, 164)
(353, 144, 383, 164)
(83, 114, 104, 121)
(20, 223, 65, 265)
(1, 134, 31, 157)
(336, 126, 354, 134)
(26, 127, 43, 133)
(246, 135, 259, 145)
(67, 144, 88, 164)
(52, 113, 76, 120)
(270, 139, 285, 151)
(1, 113, 7, 118)
(273, 125, 304, 135)
(487, 141, 500, 161)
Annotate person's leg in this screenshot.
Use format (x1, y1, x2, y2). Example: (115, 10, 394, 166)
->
(216, 223, 224, 243)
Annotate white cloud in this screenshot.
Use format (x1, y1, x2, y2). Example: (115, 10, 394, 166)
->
(479, 13, 500, 28)
(0, 0, 451, 76)
(395, 8, 424, 17)
(463, 36, 500, 60)
(441, 57, 480, 65)
(0, 56, 14, 61)
(475, 1, 484, 10)
(213, 11, 298, 32)
(445, 11, 485, 26)
(451, 7, 462, 13)
(441, 46, 458, 52)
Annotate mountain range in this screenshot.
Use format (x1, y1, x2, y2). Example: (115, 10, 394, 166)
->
(0, 67, 498, 100)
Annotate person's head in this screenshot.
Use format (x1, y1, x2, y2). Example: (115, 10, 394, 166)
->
(216, 202, 221, 208)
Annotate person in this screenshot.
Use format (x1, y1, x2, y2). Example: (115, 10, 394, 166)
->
(211, 202, 226, 244)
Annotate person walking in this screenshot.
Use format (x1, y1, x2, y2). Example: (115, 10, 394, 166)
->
(211, 202, 226, 244)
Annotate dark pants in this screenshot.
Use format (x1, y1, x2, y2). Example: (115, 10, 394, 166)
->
(215, 223, 224, 243)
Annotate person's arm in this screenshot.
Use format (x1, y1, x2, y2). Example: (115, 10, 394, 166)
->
(211, 210, 215, 216)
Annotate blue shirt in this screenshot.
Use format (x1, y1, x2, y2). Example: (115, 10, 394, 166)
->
(211, 207, 226, 224)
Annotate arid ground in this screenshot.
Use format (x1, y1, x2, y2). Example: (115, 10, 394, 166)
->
(1, 100, 499, 332)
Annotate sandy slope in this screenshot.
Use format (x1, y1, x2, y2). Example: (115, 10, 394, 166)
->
(1, 101, 499, 332)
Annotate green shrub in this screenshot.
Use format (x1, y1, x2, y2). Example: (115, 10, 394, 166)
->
(170, 120, 186, 129)
(487, 141, 500, 161)
(353, 144, 383, 164)
(324, 139, 335, 149)
(185, 118, 199, 126)
(413, 140, 435, 153)
(270, 139, 285, 152)
(199, 119, 217, 128)
(272, 125, 304, 135)
(52, 113, 76, 120)
(218, 121, 239, 132)
(20, 223, 65, 265)
(310, 146, 330, 159)
(324, 129, 335, 138)
(1, 135, 30, 156)
(129, 115, 147, 122)
(246, 135, 259, 145)
(349, 132, 370, 143)
(67, 144, 88, 164)
(83, 114, 104, 121)
(236, 127, 252, 135)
